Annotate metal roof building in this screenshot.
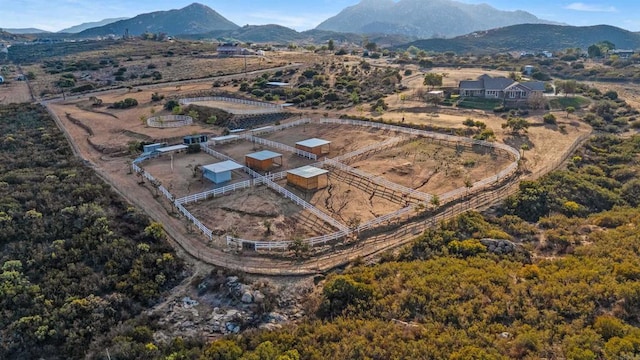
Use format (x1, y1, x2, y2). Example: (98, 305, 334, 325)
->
(287, 166, 329, 190)
(245, 150, 283, 171)
(295, 138, 331, 157)
(202, 160, 244, 184)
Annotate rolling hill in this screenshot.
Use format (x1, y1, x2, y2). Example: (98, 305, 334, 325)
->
(58, 18, 129, 34)
(316, 0, 554, 38)
(76, 3, 239, 37)
(400, 24, 640, 53)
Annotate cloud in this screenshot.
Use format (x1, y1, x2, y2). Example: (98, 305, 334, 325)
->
(563, 2, 617, 12)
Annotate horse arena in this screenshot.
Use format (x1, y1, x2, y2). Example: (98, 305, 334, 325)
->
(134, 114, 520, 253)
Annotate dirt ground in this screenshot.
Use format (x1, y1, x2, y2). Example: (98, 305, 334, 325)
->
(260, 123, 408, 158)
(185, 187, 332, 241)
(350, 139, 514, 195)
(141, 152, 252, 198)
(0, 80, 31, 104)
(194, 100, 280, 114)
(278, 175, 407, 225)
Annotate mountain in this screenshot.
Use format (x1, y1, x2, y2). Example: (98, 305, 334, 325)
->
(316, 0, 554, 39)
(58, 18, 129, 33)
(5, 28, 49, 34)
(76, 3, 239, 37)
(400, 24, 640, 54)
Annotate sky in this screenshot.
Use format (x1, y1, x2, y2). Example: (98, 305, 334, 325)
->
(2, 0, 639, 33)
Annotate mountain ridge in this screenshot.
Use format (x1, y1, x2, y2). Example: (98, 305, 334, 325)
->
(59, 18, 129, 34)
(76, 3, 239, 37)
(316, 0, 555, 38)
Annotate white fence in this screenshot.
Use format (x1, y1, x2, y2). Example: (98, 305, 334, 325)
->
(242, 134, 318, 160)
(133, 116, 523, 253)
(179, 96, 284, 115)
(324, 158, 432, 202)
(147, 115, 193, 128)
(176, 180, 253, 205)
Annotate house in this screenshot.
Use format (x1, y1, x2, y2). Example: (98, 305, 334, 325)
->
(459, 74, 545, 101)
(610, 49, 635, 59)
(202, 160, 243, 184)
(217, 42, 242, 56)
(245, 150, 283, 172)
(287, 166, 329, 191)
(295, 138, 331, 157)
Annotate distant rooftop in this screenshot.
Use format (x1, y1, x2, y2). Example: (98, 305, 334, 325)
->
(211, 135, 240, 142)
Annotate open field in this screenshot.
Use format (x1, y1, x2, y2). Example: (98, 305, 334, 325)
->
(260, 123, 408, 158)
(350, 138, 514, 195)
(141, 152, 252, 198)
(0, 80, 31, 104)
(192, 100, 280, 114)
(185, 187, 334, 241)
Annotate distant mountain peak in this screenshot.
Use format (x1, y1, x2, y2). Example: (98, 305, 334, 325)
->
(76, 3, 239, 37)
(316, 0, 553, 38)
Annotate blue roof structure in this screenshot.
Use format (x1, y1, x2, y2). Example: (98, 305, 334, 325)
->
(246, 150, 282, 161)
(202, 161, 243, 174)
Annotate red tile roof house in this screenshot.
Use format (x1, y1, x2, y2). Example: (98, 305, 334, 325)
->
(459, 74, 545, 102)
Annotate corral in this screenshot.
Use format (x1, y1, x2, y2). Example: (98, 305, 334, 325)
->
(135, 118, 519, 248)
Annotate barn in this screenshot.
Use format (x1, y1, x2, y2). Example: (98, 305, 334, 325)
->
(245, 150, 283, 172)
(295, 138, 331, 157)
(287, 166, 329, 190)
(183, 134, 208, 145)
(202, 160, 244, 184)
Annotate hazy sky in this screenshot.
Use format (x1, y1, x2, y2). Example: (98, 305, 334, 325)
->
(2, 0, 638, 32)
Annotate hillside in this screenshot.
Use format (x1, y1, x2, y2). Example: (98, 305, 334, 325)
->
(401, 24, 640, 53)
(76, 3, 239, 37)
(316, 0, 553, 38)
(58, 18, 129, 33)
(4, 28, 49, 34)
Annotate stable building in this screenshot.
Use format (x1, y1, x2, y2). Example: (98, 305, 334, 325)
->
(202, 160, 243, 184)
(245, 150, 283, 172)
(287, 166, 329, 190)
(295, 138, 331, 157)
(183, 134, 208, 145)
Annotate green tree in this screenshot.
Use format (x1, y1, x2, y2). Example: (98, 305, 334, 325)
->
(502, 117, 530, 134)
(566, 106, 576, 118)
(327, 39, 335, 51)
(423, 73, 443, 90)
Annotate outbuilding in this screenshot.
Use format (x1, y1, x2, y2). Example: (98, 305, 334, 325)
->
(202, 160, 244, 184)
(287, 166, 329, 190)
(245, 150, 283, 171)
(295, 138, 331, 157)
(183, 134, 208, 145)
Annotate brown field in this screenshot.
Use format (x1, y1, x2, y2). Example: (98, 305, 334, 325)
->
(278, 173, 407, 224)
(141, 152, 252, 198)
(349, 138, 514, 195)
(0, 80, 31, 104)
(185, 187, 334, 241)
(260, 123, 409, 158)
(194, 100, 280, 114)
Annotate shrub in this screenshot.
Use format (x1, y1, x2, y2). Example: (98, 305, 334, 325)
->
(151, 92, 164, 102)
(112, 98, 138, 109)
(543, 113, 557, 125)
(164, 99, 179, 111)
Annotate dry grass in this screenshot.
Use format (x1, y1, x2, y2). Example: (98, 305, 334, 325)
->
(0, 81, 31, 104)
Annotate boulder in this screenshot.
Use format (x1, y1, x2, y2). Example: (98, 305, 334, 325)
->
(241, 291, 254, 304)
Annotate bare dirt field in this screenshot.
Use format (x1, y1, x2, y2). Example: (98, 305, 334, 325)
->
(194, 100, 280, 114)
(350, 139, 514, 195)
(141, 152, 252, 198)
(0, 81, 31, 104)
(260, 123, 409, 158)
(185, 187, 333, 241)
(278, 174, 407, 225)
(212, 139, 317, 173)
